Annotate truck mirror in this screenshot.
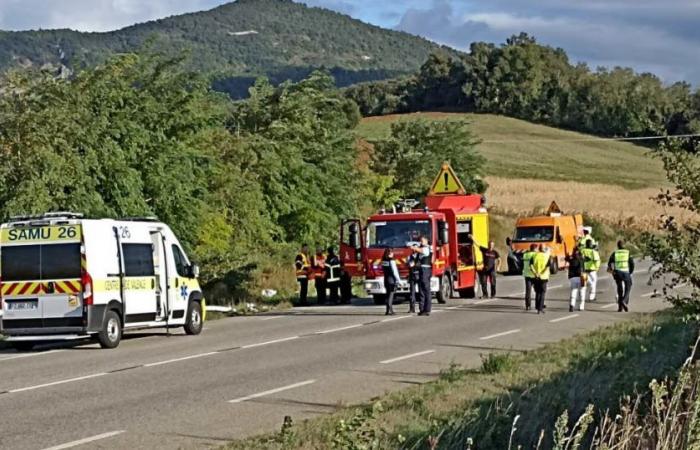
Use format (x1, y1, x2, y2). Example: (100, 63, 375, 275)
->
(438, 221, 449, 246)
(188, 264, 200, 279)
(350, 230, 360, 249)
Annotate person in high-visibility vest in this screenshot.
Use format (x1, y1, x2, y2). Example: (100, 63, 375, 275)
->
(312, 246, 327, 305)
(295, 244, 311, 306)
(581, 240, 601, 302)
(531, 246, 552, 314)
(577, 227, 597, 251)
(522, 243, 538, 311)
(608, 240, 635, 312)
(325, 246, 342, 304)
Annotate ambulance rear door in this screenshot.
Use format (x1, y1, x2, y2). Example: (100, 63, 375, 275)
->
(0, 224, 83, 333)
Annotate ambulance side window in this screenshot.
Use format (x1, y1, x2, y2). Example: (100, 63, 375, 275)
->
(123, 244, 155, 277)
(171, 245, 188, 277)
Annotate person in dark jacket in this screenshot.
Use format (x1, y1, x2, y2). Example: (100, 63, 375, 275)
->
(407, 251, 421, 314)
(381, 248, 401, 315)
(325, 247, 342, 304)
(608, 240, 635, 312)
(566, 247, 586, 312)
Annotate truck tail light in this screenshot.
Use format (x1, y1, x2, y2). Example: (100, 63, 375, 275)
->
(81, 271, 94, 306)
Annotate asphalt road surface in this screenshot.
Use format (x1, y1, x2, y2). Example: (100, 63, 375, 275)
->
(0, 260, 677, 449)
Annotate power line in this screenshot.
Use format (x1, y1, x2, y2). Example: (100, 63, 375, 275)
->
(480, 133, 700, 144)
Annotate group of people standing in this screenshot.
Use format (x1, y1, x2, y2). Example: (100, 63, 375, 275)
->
(520, 230, 635, 314)
(295, 245, 352, 306)
(382, 236, 433, 316)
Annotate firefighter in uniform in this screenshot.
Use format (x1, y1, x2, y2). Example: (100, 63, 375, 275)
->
(608, 240, 634, 312)
(295, 244, 311, 306)
(313, 246, 327, 305)
(407, 251, 421, 314)
(412, 236, 432, 316)
(522, 243, 538, 311)
(581, 240, 601, 302)
(325, 247, 342, 304)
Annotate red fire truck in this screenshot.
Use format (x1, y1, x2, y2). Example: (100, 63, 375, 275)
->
(340, 164, 490, 305)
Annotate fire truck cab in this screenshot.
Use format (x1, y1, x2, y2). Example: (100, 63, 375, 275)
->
(341, 164, 490, 305)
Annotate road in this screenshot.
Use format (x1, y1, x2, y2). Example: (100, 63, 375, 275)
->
(0, 260, 673, 449)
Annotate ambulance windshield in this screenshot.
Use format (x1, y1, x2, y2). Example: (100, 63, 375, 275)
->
(367, 220, 431, 249)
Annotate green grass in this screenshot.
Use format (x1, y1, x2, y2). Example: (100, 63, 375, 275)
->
(224, 312, 696, 449)
(356, 113, 667, 189)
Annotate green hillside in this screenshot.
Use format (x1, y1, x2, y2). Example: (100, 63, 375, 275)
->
(357, 112, 667, 189)
(0, 0, 451, 96)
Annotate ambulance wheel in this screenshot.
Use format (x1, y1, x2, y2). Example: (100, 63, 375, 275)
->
(459, 287, 476, 299)
(11, 342, 35, 352)
(437, 275, 450, 304)
(98, 310, 122, 349)
(184, 301, 203, 335)
(373, 295, 387, 305)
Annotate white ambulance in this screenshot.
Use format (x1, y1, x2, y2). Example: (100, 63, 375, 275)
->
(0, 213, 206, 350)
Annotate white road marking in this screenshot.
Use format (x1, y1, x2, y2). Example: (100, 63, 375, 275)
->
(641, 291, 657, 298)
(474, 298, 495, 305)
(260, 316, 285, 321)
(550, 314, 579, 323)
(479, 329, 521, 341)
(42, 431, 125, 450)
(381, 315, 412, 322)
(241, 336, 299, 349)
(446, 305, 462, 310)
(380, 350, 435, 365)
(0, 349, 65, 362)
(144, 352, 218, 368)
(602, 303, 619, 309)
(315, 324, 363, 334)
(9, 373, 107, 394)
(549, 283, 564, 289)
(229, 379, 316, 404)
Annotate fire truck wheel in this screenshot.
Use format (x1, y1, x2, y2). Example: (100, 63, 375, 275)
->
(458, 287, 476, 299)
(97, 310, 122, 349)
(437, 275, 450, 304)
(372, 294, 387, 305)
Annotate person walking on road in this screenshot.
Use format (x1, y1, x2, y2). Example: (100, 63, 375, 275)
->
(578, 227, 596, 251)
(473, 237, 500, 298)
(412, 236, 433, 316)
(313, 246, 327, 305)
(608, 240, 635, 312)
(531, 246, 551, 314)
(566, 247, 586, 312)
(522, 243, 538, 310)
(325, 247, 342, 304)
(295, 244, 311, 306)
(581, 240, 601, 302)
(407, 251, 421, 314)
(381, 248, 401, 315)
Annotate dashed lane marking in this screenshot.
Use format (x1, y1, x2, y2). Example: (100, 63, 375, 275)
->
(380, 350, 435, 365)
(549, 314, 579, 323)
(315, 324, 363, 335)
(143, 352, 218, 368)
(479, 329, 521, 341)
(42, 431, 125, 450)
(0, 349, 66, 362)
(9, 373, 107, 394)
(381, 315, 413, 323)
(229, 379, 316, 404)
(241, 336, 299, 349)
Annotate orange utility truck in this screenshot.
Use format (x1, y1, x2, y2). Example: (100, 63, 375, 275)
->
(508, 202, 584, 274)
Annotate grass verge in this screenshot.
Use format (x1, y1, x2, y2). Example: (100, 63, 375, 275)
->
(224, 311, 697, 449)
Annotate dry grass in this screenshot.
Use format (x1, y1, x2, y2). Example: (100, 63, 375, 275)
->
(485, 176, 696, 232)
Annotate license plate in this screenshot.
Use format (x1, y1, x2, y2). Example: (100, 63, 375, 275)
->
(6, 300, 38, 311)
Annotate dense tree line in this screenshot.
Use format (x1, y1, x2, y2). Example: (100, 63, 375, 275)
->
(346, 34, 700, 140)
(0, 53, 478, 301)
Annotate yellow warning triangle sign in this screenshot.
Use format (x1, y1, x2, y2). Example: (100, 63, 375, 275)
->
(428, 163, 466, 195)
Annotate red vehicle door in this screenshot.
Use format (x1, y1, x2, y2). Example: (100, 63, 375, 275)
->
(339, 219, 364, 277)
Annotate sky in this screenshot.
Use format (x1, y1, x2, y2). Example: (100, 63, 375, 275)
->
(1, 0, 698, 85)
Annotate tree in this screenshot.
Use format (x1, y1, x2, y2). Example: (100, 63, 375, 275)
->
(371, 120, 486, 201)
(643, 139, 700, 316)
